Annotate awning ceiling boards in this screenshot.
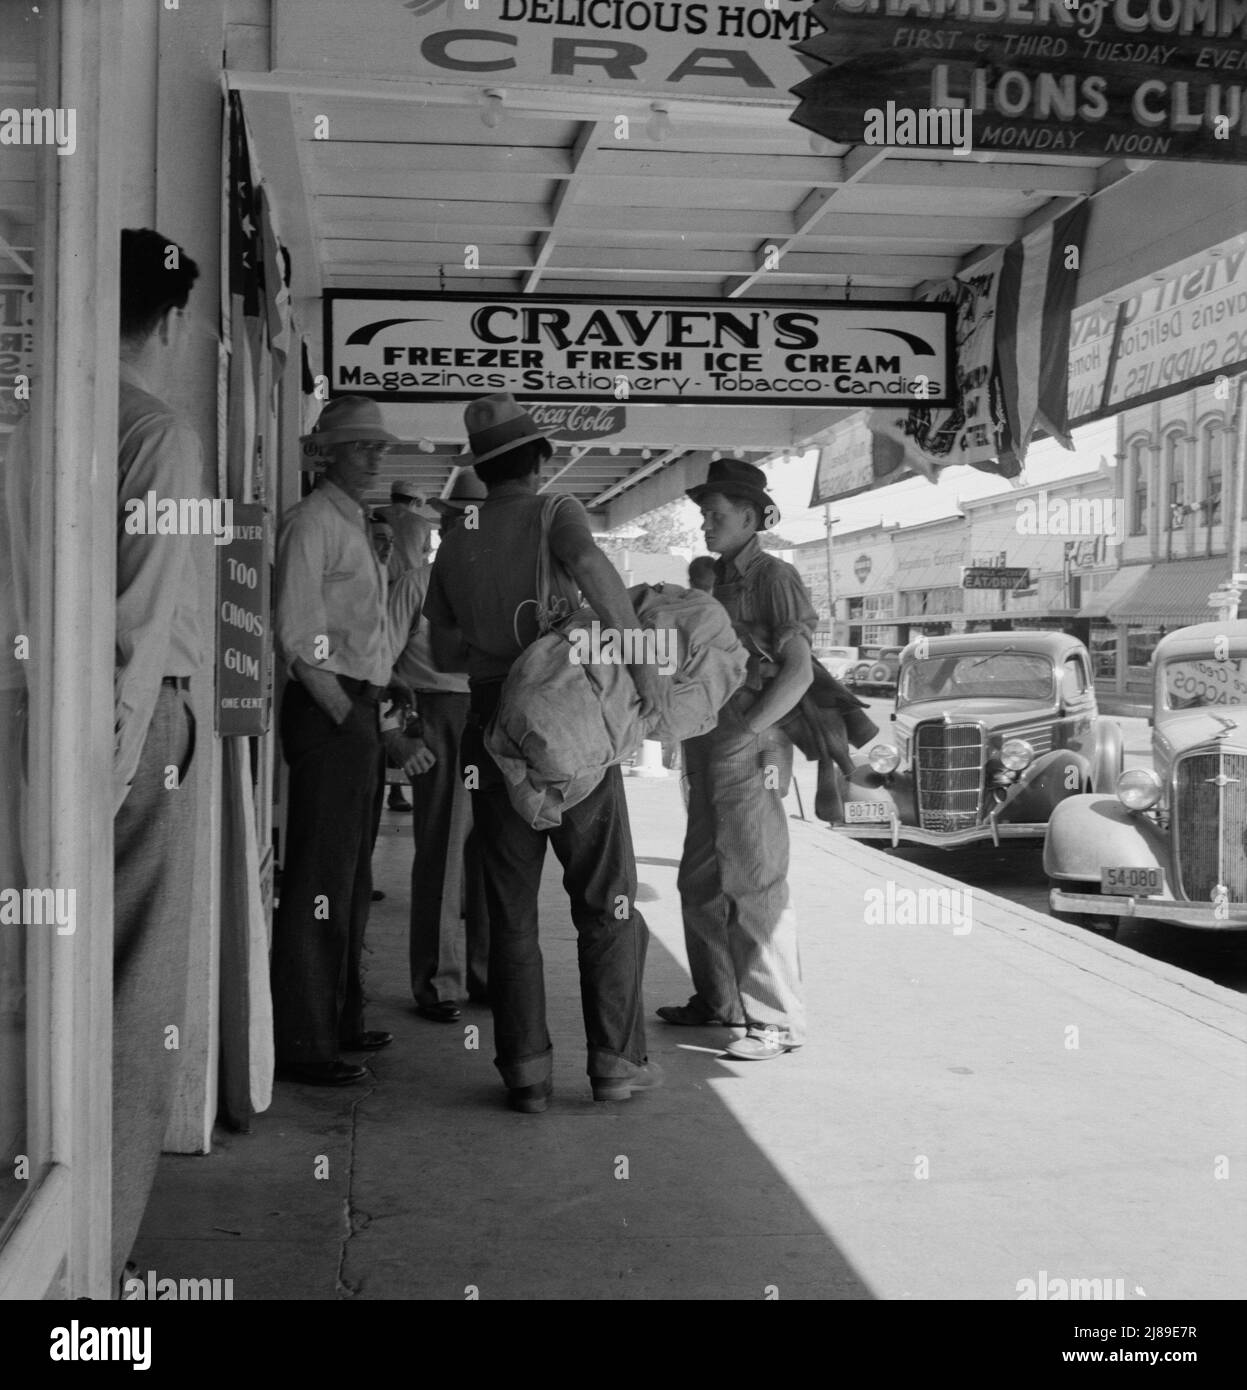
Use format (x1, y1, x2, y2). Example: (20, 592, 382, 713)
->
(1107, 556, 1235, 625)
(228, 35, 1247, 528)
(1080, 564, 1148, 619)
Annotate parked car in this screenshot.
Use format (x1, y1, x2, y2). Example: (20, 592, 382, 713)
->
(836, 631, 1122, 848)
(845, 645, 903, 693)
(814, 645, 859, 680)
(1045, 620, 1247, 934)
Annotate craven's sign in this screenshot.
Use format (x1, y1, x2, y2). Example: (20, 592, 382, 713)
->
(325, 292, 955, 408)
(1068, 232, 1247, 422)
(793, 0, 1247, 162)
(274, 0, 823, 101)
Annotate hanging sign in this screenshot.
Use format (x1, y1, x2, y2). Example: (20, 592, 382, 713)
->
(274, 0, 823, 101)
(793, 0, 1247, 163)
(215, 502, 271, 736)
(326, 292, 955, 408)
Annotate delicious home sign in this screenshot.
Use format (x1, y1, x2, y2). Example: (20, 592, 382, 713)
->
(325, 292, 955, 407)
(794, 0, 1247, 162)
(274, 0, 823, 100)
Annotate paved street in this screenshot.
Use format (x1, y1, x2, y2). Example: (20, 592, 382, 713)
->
(788, 695, 1247, 994)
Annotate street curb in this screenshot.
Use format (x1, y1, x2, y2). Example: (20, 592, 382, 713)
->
(795, 817, 1247, 1044)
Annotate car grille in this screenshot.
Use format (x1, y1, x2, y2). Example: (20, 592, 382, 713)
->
(914, 722, 985, 832)
(1174, 750, 1247, 904)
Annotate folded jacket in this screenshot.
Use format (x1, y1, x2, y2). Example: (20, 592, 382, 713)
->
(485, 582, 747, 829)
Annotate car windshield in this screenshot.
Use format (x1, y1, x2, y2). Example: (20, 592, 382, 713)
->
(1163, 656, 1247, 710)
(899, 651, 1054, 704)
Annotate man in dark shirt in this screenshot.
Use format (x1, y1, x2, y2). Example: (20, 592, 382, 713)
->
(660, 459, 817, 1060)
(423, 392, 663, 1113)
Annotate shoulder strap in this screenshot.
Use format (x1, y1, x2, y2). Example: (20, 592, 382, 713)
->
(534, 493, 578, 636)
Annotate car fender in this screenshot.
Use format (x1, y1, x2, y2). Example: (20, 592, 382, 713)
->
(997, 749, 1087, 822)
(1088, 717, 1123, 794)
(1043, 794, 1168, 882)
(845, 766, 917, 824)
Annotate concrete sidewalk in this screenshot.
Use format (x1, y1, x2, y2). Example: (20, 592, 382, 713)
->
(132, 771, 1247, 1300)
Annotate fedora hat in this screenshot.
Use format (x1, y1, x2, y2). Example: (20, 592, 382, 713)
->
(390, 479, 440, 523)
(465, 392, 548, 466)
(300, 395, 398, 448)
(686, 457, 780, 529)
(431, 466, 489, 516)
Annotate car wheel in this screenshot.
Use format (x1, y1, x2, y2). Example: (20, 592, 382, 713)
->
(868, 662, 891, 685)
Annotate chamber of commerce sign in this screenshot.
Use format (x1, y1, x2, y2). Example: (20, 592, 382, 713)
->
(274, 0, 823, 100)
(325, 293, 955, 407)
(794, 0, 1247, 162)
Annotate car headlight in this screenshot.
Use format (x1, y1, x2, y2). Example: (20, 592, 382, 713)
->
(868, 744, 900, 774)
(1117, 767, 1162, 811)
(999, 738, 1035, 772)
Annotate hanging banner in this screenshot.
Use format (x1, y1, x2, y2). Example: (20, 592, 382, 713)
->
(325, 292, 955, 408)
(809, 408, 916, 503)
(215, 503, 271, 737)
(1068, 233, 1247, 422)
(274, 0, 824, 101)
(793, 0, 1247, 163)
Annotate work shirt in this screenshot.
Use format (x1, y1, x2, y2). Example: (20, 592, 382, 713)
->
(115, 364, 205, 802)
(388, 561, 468, 695)
(275, 477, 390, 687)
(422, 482, 589, 684)
(713, 534, 818, 690)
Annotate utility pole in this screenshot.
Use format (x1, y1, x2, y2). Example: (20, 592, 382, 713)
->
(823, 507, 839, 641)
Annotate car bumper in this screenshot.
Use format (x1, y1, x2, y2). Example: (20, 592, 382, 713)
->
(1050, 888, 1247, 929)
(835, 820, 1048, 849)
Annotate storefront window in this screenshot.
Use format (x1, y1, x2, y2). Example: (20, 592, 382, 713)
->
(1130, 440, 1149, 536)
(1089, 621, 1117, 680)
(1126, 625, 1166, 671)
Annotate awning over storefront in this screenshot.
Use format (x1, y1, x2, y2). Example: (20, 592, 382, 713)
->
(1106, 557, 1231, 626)
(1081, 565, 1149, 619)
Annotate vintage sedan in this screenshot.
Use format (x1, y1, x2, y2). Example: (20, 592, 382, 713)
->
(845, 645, 904, 694)
(837, 631, 1122, 848)
(1046, 620, 1247, 933)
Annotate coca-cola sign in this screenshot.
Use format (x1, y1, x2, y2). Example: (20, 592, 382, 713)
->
(527, 403, 625, 443)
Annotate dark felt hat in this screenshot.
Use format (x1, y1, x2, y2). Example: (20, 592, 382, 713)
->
(686, 457, 780, 529)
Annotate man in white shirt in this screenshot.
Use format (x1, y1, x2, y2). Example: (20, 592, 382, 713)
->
(272, 395, 410, 1086)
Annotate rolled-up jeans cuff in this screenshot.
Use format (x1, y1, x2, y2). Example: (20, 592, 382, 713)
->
(587, 1046, 645, 1079)
(495, 1046, 553, 1091)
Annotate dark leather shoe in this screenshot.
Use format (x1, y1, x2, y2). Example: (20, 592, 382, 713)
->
(591, 1060, 664, 1102)
(387, 793, 412, 812)
(415, 1001, 461, 1023)
(657, 1003, 745, 1027)
(277, 1060, 368, 1086)
(340, 1030, 393, 1051)
(371, 889, 386, 902)
(507, 1080, 552, 1114)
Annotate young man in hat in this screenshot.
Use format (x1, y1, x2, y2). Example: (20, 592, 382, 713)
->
(660, 459, 818, 1060)
(272, 395, 416, 1085)
(422, 393, 664, 1113)
(387, 466, 491, 1024)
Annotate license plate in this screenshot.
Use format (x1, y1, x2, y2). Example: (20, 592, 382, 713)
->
(845, 801, 893, 824)
(1100, 866, 1162, 895)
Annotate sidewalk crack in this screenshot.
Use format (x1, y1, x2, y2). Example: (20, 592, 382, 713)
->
(335, 1074, 378, 1299)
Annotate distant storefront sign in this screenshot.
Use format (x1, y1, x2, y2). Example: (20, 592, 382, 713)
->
(527, 402, 624, 442)
(963, 566, 1031, 591)
(274, 0, 823, 101)
(215, 502, 271, 736)
(810, 410, 918, 503)
(326, 293, 954, 408)
(1068, 233, 1247, 423)
(794, 0, 1247, 163)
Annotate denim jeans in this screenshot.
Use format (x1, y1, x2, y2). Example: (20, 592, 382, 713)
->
(463, 684, 650, 1089)
(271, 680, 379, 1065)
(410, 691, 488, 1007)
(677, 688, 805, 1045)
